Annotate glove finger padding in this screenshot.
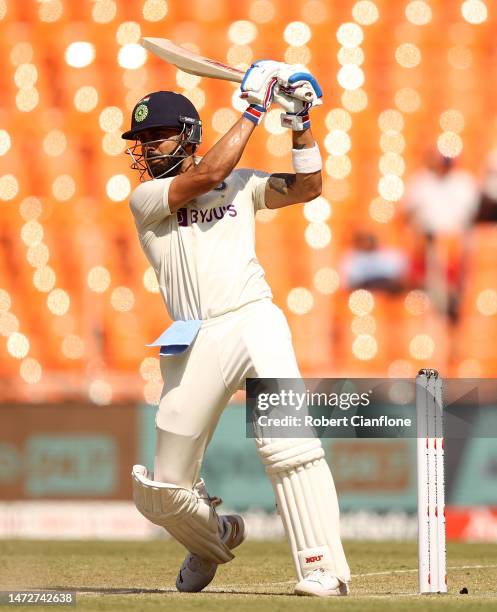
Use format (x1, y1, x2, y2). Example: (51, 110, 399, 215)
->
(240, 59, 283, 107)
(276, 64, 323, 108)
(274, 90, 310, 114)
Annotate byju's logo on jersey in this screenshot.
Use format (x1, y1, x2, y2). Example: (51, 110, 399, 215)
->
(177, 204, 237, 227)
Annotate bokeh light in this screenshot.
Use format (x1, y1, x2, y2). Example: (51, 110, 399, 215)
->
(405, 1, 432, 25)
(341, 89, 368, 112)
(349, 289, 374, 316)
(284, 22, 311, 46)
(379, 152, 405, 176)
(21, 220, 43, 246)
(0, 312, 19, 337)
(287, 287, 314, 315)
(352, 334, 378, 360)
(87, 266, 111, 293)
(52, 175, 76, 201)
(99, 107, 124, 132)
(0, 174, 19, 200)
(143, 267, 160, 293)
(39, 0, 63, 22)
(395, 43, 421, 68)
(106, 174, 131, 201)
(43, 130, 67, 156)
(16, 88, 39, 112)
(325, 109, 352, 132)
(14, 64, 38, 88)
(7, 332, 30, 359)
(324, 130, 351, 156)
(65, 42, 95, 68)
(33, 266, 57, 293)
(369, 196, 395, 223)
(143, 0, 168, 21)
(27, 243, 50, 268)
(228, 20, 258, 45)
(378, 174, 404, 201)
(20, 357, 42, 383)
(144, 380, 162, 405)
(378, 110, 404, 132)
(284, 46, 312, 65)
(74, 86, 99, 112)
(20, 197, 42, 220)
(304, 223, 332, 249)
(0, 130, 11, 155)
(336, 23, 364, 48)
(395, 87, 421, 113)
(439, 109, 465, 133)
(476, 289, 497, 316)
(325, 155, 352, 179)
(313, 267, 340, 295)
(437, 131, 463, 158)
(62, 335, 85, 359)
(47, 289, 70, 316)
(448, 45, 473, 70)
(111, 286, 135, 312)
(140, 357, 161, 381)
(338, 65, 365, 90)
(249, 0, 276, 23)
(118, 44, 147, 69)
(404, 290, 430, 316)
(116, 22, 141, 45)
(0, 289, 11, 312)
(10, 43, 33, 66)
(352, 1, 379, 26)
(409, 334, 435, 360)
(303, 197, 331, 223)
(338, 47, 364, 66)
(93, 0, 117, 24)
(351, 315, 376, 336)
(88, 379, 113, 405)
(461, 0, 488, 24)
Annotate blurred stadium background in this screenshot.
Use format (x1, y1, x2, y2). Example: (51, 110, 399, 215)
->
(1, 0, 497, 543)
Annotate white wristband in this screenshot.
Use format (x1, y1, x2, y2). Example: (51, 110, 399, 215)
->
(292, 143, 322, 173)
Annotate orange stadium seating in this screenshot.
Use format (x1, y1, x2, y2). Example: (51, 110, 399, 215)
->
(1, 0, 497, 403)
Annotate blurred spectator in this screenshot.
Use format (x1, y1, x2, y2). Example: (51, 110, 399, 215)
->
(340, 231, 408, 293)
(403, 152, 479, 323)
(476, 149, 497, 222)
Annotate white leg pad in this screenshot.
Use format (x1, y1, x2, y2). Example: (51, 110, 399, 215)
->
(132, 465, 233, 564)
(257, 439, 350, 583)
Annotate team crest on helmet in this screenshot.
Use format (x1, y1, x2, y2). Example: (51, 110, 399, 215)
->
(134, 103, 148, 122)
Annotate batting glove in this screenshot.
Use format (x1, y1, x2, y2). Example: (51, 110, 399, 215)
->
(273, 65, 323, 130)
(240, 60, 282, 125)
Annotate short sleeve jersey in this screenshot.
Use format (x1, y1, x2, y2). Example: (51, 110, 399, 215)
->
(129, 168, 272, 321)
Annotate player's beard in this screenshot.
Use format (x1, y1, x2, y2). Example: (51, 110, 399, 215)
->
(146, 153, 186, 178)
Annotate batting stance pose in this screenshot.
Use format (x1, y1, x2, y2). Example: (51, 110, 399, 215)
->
(122, 60, 350, 597)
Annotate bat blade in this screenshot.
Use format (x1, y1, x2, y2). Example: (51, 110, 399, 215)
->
(141, 37, 245, 83)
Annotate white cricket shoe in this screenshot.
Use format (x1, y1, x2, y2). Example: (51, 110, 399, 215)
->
(294, 568, 349, 597)
(176, 514, 246, 593)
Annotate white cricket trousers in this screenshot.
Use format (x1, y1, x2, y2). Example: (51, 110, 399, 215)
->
(154, 298, 301, 488)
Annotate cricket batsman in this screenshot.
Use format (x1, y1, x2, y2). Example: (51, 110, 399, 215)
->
(122, 60, 350, 597)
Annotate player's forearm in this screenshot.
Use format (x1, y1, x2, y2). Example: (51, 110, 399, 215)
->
(194, 116, 256, 183)
(293, 128, 322, 198)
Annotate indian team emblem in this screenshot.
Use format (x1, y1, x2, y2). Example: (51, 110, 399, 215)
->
(134, 104, 148, 122)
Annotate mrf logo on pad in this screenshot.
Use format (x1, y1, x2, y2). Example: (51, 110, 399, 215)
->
(305, 554, 324, 564)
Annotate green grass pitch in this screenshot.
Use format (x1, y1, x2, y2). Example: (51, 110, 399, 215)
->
(1, 540, 496, 611)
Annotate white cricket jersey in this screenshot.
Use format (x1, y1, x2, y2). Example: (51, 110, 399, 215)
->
(129, 168, 273, 321)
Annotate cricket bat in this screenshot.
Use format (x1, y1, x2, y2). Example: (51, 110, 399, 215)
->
(140, 37, 245, 83)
